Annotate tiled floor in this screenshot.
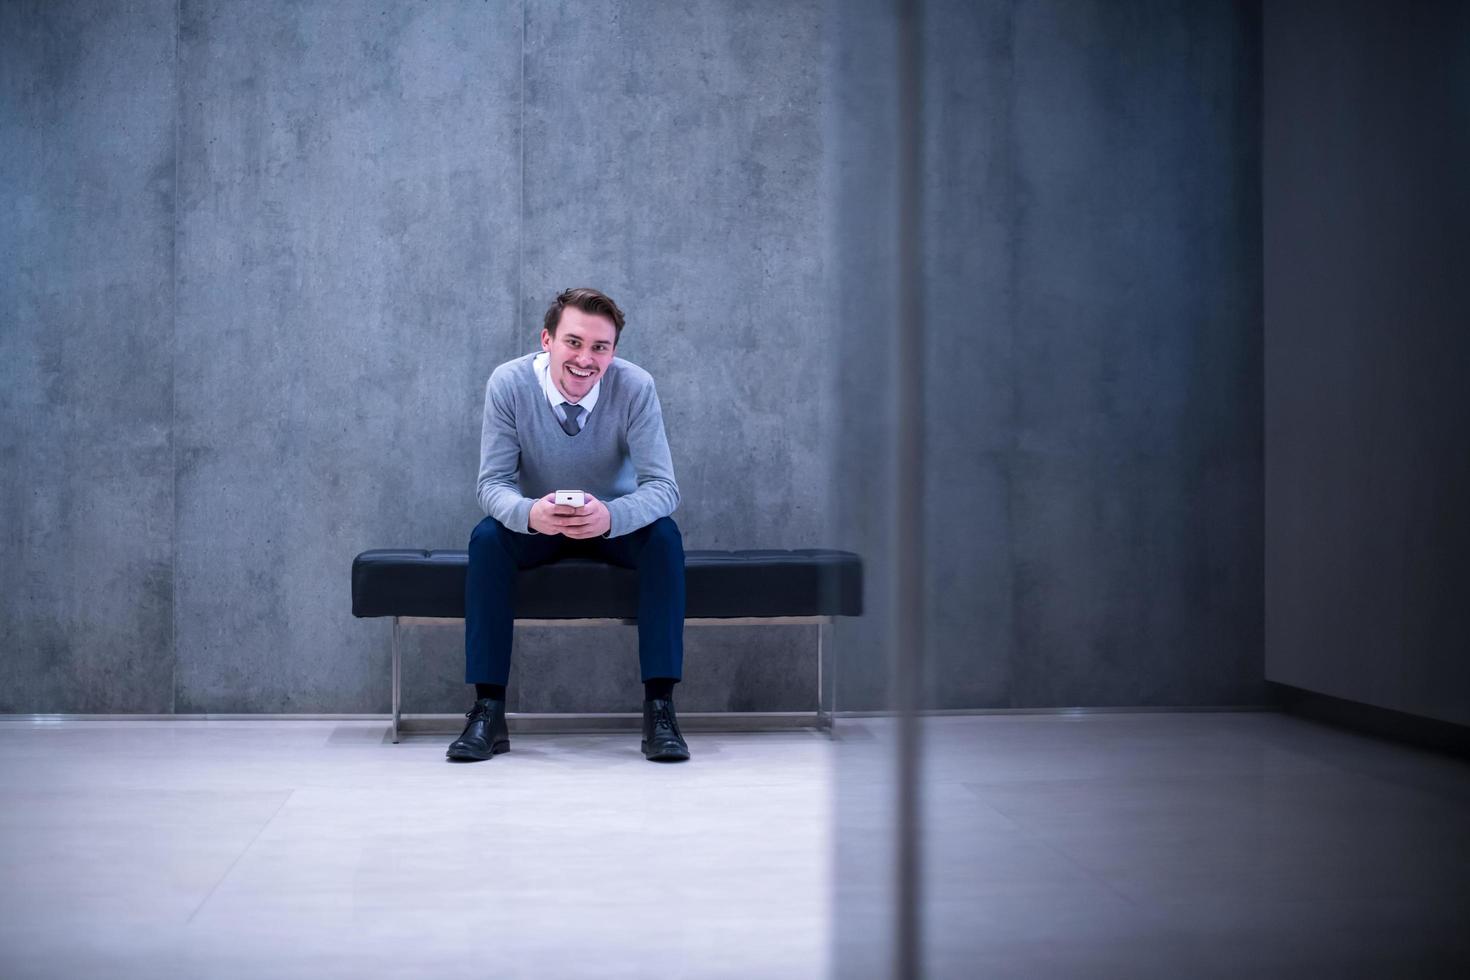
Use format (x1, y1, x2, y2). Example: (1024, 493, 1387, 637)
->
(2, 712, 1468, 978)
(835, 712, 1470, 978)
(0, 719, 831, 979)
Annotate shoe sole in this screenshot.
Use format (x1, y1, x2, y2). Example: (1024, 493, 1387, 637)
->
(641, 740, 690, 762)
(446, 740, 511, 762)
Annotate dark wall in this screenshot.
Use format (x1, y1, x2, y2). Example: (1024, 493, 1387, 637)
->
(829, 0, 1265, 711)
(1264, 0, 1470, 725)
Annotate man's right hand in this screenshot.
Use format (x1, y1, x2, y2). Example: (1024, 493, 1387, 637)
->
(528, 492, 563, 535)
(528, 492, 596, 536)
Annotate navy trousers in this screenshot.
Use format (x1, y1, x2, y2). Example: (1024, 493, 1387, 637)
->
(464, 515, 686, 685)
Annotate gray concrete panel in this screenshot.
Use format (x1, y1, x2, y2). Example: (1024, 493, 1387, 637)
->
(1005, 0, 1263, 707)
(172, 0, 522, 712)
(515, 0, 829, 711)
(824, 0, 903, 719)
(827, 0, 1263, 713)
(919, 0, 1019, 711)
(1, 0, 177, 712)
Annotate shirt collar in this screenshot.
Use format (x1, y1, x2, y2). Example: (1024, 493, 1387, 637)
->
(533, 350, 600, 415)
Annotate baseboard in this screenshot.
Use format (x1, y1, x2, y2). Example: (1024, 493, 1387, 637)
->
(1, 704, 1272, 727)
(0, 711, 825, 733)
(1268, 683, 1470, 758)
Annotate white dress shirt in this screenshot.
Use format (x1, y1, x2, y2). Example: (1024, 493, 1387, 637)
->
(532, 351, 600, 430)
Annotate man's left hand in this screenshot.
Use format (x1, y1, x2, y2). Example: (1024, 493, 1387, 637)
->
(557, 492, 612, 539)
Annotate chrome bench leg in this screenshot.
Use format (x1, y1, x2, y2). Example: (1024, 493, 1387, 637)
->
(816, 618, 834, 737)
(391, 616, 401, 743)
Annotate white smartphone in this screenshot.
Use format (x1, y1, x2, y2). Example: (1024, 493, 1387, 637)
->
(554, 490, 586, 508)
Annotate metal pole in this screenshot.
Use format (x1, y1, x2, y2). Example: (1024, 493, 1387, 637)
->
(893, 0, 925, 975)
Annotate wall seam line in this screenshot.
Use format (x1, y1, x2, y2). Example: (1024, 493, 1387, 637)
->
(518, 0, 526, 335)
(170, 0, 181, 716)
(1003, 0, 1021, 710)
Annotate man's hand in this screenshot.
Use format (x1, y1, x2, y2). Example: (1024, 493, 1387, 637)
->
(528, 492, 564, 535)
(559, 492, 611, 539)
(529, 491, 611, 538)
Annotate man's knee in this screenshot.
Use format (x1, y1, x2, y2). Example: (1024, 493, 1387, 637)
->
(641, 517, 684, 557)
(468, 516, 510, 555)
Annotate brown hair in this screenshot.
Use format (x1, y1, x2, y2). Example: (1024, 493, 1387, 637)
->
(543, 287, 626, 342)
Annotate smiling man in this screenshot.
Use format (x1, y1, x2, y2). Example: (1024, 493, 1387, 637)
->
(450, 287, 689, 764)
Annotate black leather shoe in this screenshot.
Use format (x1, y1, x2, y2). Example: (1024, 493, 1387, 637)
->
(642, 698, 690, 762)
(446, 698, 510, 762)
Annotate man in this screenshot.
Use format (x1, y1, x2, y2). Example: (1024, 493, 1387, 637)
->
(448, 287, 690, 763)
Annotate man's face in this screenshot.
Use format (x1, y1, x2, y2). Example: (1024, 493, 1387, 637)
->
(541, 306, 617, 403)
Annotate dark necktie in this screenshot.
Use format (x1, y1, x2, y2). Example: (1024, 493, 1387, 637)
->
(559, 403, 583, 436)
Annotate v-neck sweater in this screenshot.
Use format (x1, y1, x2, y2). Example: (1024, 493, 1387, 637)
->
(476, 351, 680, 538)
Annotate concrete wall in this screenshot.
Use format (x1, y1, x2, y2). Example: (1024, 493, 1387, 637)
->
(4, 0, 828, 714)
(2, 0, 177, 712)
(827, 0, 1264, 712)
(5, 0, 1264, 716)
(1264, 0, 1470, 725)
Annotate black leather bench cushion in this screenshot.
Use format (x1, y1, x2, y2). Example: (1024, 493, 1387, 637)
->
(351, 549, 863, 620)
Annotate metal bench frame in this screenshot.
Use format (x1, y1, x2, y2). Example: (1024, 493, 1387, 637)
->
(390, 615, 835, 742)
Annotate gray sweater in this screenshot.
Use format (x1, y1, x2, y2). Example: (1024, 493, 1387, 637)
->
(476, 351, 680, 537)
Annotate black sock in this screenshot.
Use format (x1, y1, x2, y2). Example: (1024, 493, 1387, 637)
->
(474, 683, 506, 701)
(643, 677, 677, 702)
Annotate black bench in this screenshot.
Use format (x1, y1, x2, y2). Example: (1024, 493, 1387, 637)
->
(352, 548, 864, 741)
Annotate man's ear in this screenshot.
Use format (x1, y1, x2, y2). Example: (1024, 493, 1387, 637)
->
(540, 328, 552, 352)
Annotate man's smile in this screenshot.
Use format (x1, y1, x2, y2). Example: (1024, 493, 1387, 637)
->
(567, 366, 596, 379)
